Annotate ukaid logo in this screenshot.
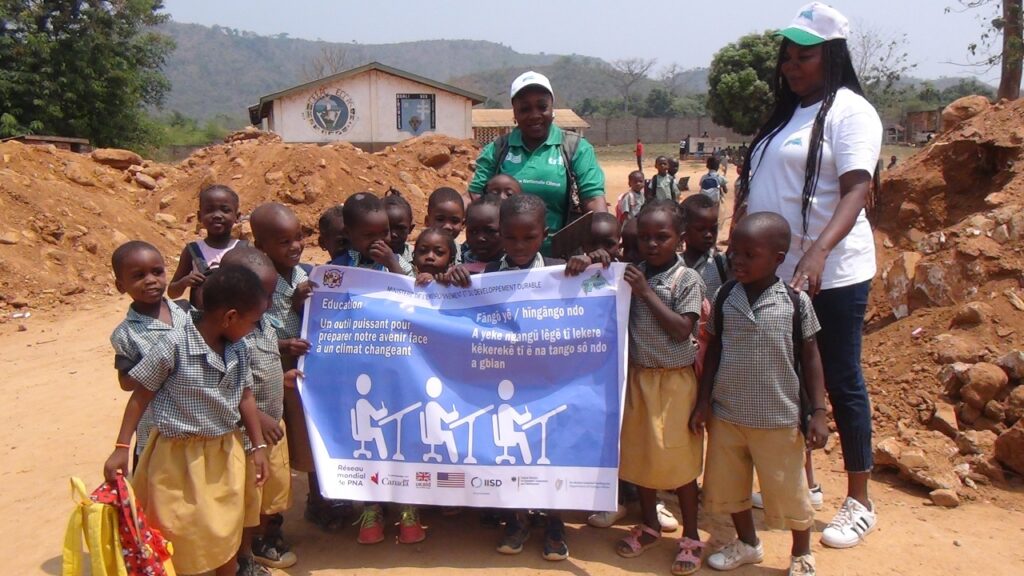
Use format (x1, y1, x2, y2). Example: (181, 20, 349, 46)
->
(415, 472, 431, 488)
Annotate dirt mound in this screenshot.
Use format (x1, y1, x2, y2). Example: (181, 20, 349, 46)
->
(863, 97, 1024, 497)
(0, 133, 479, 314)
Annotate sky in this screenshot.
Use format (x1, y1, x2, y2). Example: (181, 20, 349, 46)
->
(161, 0, 1001, 83)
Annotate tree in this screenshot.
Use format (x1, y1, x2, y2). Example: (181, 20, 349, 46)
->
(642, 88, 675, 117)
(947, 0, 1023, 100)
(940, 77, 996, 100)
(706, 32, 781, 135)
(604, 58, 656, 114)
(0, 1, 174, 149)
(658, 63, 686, 95)
(848, 22, 917, 111)
(302, 44, 350, 82)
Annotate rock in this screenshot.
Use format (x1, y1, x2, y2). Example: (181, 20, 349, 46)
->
(959, 403, 982, 425)
(90, 148, 142, 170)
(0, 231, 19, 245)
(873, 431, 961, 490)
(941, 95, 991, 131)
(898, 201, 922, 225)
(60, 284, 85, 297)
(972, 416, 1005, 434)
(63, 162, 96, 186)
(418, 145, 451, 168)
(281, 189, 306, 205)
(960, 362, 1009, 409)
(140, 165, 166, 179)
(956, 429, 997, 455)
(933, 334, 980, 364)
(884, 252, 922, 319)
(154, 213, 177, 227)
(1005, 386, 1024, 424)
(159, 194, 176, 209)
(265, 171, 285, 185)
(912, 261, 965, 310)
(398, 171, 415, 185)
(994, 420, 1024, 475)
(991, 224, 1011, 244)
(111, 229, 130, 246)
(950, 301, 993, 328)
(928, 489, 960, 508)
(231, 157, 247, 168)
(9, 297, 29, 308)
(931, 399, 960, 438)
(938, 362, 972, 397)
(134, 172, 157, 190)
(968, 454, 1007, 482)
(994, 350, 1024, 380)
(984, 400, 1006, 422)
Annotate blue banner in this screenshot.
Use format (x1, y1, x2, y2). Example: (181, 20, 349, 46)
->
(299, 264, 630, 511)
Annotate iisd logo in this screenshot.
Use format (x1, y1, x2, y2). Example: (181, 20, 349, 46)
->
(471, 477, 503, 488)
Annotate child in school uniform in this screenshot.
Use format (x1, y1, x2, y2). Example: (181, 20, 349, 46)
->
(615, 200, 706, 576)
(680, 193, 731, 299)
(449, 194, 503, 279)
(647, 156, 677, 202)
(168, 184, 245, 307)
(484, 173, 522, 199)
(689, 212, 829, 576)
(221, 247, 298, 573)
(102, 265, 270, 576)
(384, 189, 415, 263)
(109, 241, 191, 465)
(318, 204, 349, 262)
(616, 170, 646, 224)
(413, 227, 456, 286)
(586, 212, 622, 260)
(426, 187, 465, 262)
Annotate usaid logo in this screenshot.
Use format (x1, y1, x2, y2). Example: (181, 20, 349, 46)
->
(471, 477, 503, 488)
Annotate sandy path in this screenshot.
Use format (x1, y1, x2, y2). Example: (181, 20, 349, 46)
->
(2, 158, 1023, 575)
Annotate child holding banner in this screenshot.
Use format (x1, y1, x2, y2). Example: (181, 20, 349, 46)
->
(318, 204, 349, 263)
(618, 199, 706, 576)
(447, 194, 503, 281)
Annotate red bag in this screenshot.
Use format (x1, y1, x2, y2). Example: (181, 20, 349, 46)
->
(91, 475, 175, 576)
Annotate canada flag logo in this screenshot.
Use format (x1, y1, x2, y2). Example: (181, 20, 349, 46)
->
(370, 473, 380, 485)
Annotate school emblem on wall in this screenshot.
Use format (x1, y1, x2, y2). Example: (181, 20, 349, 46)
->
(396, 94, 436, 135)
(304, 88, 356, 134)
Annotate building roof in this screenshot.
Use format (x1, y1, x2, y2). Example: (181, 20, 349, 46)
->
(249, 61, 486, 124)
(472, 109, 590, 130)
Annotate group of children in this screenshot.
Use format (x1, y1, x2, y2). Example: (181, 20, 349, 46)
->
(102, 165, 830, 576)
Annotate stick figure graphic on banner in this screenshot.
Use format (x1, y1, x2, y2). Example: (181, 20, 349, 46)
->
(420, 377, 460, 463)
(493, 379, 533, 464)
(351, 374, 388, 459)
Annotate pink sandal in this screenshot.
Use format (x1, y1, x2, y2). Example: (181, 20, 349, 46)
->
(616, 524, 661, 558)
(672, 537, 706, 575)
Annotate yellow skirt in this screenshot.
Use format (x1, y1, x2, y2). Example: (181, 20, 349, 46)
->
(133, 431, 246, 575)
(244, 421, 293, 527)
(619, 365, 704, 490)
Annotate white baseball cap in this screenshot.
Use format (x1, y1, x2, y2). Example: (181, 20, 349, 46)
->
(778, 2, 850, 46)
(510, 71, 553, 100)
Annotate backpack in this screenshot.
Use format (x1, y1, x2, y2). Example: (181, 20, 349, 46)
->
(492, 130, 582, 227)
(699, 173, 723, 196)
(712, 280, 812, 435)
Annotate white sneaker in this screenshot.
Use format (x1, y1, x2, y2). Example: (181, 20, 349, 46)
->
(707, 538, 764, 571)
(751, 484, 823, 511)
(656, 501, 679, 532)
(789, 553, 816, 576)
(821, 497, 877, 548)
(587, 504, 626, 528)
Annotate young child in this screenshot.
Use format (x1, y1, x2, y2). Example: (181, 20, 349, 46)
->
(168, 184, 244, 306)
(484, 173, 522, 199)
(333, 192, 414, 276)
(109, 241, 191, 465)
(615, 170, 646, 224)
(480, 194, 569, 561)
(586, 212, 622, 260)
(413, 227, 456, 286)
(698, 156, 728, 205)
(317, 204, 349, 262)
(426, 186, 466, 241)
(680, 194, 731, 298)
(647, 156, 677, 203)
(459, 194, 504, 271)
(221, 247, 298, 574)
(620, 217, 641, 265)
(689, 212, 828, 576)
(102, 265, 269, 576)
(616, 200, 705, 575)
(384, 188, 415, 262)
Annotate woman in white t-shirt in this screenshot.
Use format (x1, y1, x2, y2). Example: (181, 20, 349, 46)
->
(734, 2, 881, 558)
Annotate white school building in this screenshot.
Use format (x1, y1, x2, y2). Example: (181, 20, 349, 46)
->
(248, 62, 486, 151)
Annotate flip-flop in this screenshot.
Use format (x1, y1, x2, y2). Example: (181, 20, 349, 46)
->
(616, 524, 661, 558)
(671, 537, 706, 575)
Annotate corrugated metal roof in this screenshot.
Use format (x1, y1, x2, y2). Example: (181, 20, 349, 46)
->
(472, 109, 590, 130)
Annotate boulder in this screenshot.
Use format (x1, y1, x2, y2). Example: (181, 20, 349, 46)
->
(994, 350, 1024, 380)
(984, 400, 1006, 422)
(912, 261, 965, 310)
(418, 145, 451, 168)
(950, 301, 993, 328)
(898, 201, 922, 225)
(1005, 386, 1024, 424)
(938, 362, 972, 397)
(956, 429, 997, 455)
(884, 252, 922, 319)
(931, 399, 960, 438)
(264, 171, 285, 185)
(960, 362, 1009, 409)
(928, 488, 960, 508)
(134, 172, 157, 190)
(941, 95, 991, 132)
(141, 165, 166, 179)
(873, 431, 960, 490)
(91, 148, 142, 170)
(994, 420, 1024, 475)
(959, 403, 982, 425)
(933, 334, 981, 364)
(63, 162, 95, 186)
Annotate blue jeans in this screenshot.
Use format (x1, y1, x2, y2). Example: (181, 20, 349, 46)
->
(812, 280, 873, 473)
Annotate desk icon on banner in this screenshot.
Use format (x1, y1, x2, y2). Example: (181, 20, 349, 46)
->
(347, 374, 567, 466)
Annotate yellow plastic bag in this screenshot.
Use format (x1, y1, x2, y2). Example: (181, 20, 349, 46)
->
(62, 476, 128, 576)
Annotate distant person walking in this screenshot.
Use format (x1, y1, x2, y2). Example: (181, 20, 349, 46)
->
(635, 138, 644, 171)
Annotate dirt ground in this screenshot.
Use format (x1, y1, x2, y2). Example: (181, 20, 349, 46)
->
(2, 159, 1023, 575)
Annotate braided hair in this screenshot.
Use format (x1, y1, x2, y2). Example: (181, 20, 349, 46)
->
(737, 38, 863, 238)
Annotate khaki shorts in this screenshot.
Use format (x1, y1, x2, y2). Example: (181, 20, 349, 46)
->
(244, 421, 293, 527)
(703, 416, 813, 531)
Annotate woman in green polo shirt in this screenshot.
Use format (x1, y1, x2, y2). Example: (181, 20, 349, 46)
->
(469, 71, 607, 255)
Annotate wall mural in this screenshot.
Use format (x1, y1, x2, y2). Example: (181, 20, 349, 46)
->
(396, 94, 436, 135)
(305, 88, 356, 134)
